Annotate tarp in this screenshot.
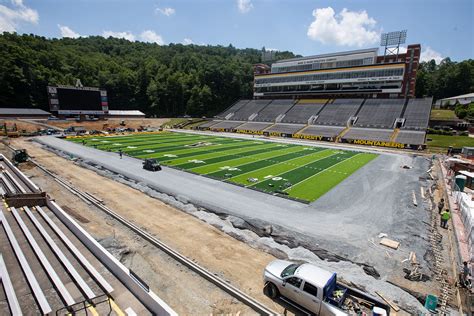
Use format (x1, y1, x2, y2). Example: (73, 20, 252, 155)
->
(454, 192, 474, 259)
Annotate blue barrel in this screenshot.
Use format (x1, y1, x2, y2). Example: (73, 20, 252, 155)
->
(424, 294, 438, 312)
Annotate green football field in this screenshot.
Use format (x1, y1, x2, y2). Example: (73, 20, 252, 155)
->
(69, 132, 377, 203)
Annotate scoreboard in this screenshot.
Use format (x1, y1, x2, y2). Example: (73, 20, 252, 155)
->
(47, 85, 108, 115)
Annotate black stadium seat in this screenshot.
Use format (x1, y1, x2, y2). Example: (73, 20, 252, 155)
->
(315, 99, 363, 126)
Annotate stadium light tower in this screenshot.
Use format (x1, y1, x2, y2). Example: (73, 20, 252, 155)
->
(380, 30, 407, 61)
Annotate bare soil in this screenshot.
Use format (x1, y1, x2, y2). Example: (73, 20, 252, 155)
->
(6, 138, 285, 314)
(0, 119, 46, 133)
(44, 118, 170, 130)
(0, 118, 171, 133)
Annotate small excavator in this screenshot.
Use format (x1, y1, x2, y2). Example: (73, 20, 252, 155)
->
(12, 149, 28, 165)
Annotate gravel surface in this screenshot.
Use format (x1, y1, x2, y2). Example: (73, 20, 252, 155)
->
(34, 135, 433, 313)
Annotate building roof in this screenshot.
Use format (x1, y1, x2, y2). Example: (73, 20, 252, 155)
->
(0, 108, 50, 115)
(273, 48, 379, 64)
(441, 93, 474, 101)
(107, 110, 145, 116)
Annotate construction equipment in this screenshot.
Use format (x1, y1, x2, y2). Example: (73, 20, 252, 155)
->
(12, 149, 28, 164)
(143, 159, 161, 172)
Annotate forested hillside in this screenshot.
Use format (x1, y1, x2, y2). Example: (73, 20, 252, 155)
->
(415, 58, 474, 100)
(1, 33, 472, 117)
(0, 33, 294, 117)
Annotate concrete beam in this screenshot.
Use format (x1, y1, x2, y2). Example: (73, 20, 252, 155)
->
(11, 207, 75, 307)
(0, 253, 22, 315)
(35, 205, 114, 295)
(0, 209, 52, 315)
(25, 206, 96, 300)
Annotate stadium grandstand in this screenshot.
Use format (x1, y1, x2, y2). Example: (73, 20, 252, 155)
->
(195, 39, 433, 150)
(197, 96, 432, 149)
(253, 44, 420, 99)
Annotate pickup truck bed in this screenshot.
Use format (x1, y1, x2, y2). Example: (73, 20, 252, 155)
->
(328, 284, 390, 315)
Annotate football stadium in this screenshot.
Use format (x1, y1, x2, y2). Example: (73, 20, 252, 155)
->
(69, 132, 377, 203)
(0, 4, 473, 314)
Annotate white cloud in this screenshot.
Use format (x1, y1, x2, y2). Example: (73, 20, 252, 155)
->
(58, 24, 80, 38)
(421, 46, 443, 64)
(307, 7, 379, 47)
(156, 7, 175, 16)
(0, 0, 39, 33)
(102, 30, 135, 41)
(183, 38, 194, 45)
(140, 30, 164, 45)
(237, 0, 253, 13)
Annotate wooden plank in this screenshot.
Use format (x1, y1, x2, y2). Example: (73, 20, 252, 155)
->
(375, 291, 400, 312)
(380, 238, 400, 250)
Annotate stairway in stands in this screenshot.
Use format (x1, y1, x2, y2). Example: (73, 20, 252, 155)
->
(390, 128, 400, 142)
(294, 125, 311, 135)
(335, 126, 351, 143)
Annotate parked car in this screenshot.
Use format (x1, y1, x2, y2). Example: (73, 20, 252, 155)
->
(263, 260, 389, 316)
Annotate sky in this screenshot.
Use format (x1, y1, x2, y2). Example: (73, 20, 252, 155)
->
(1, 0, 473, 63)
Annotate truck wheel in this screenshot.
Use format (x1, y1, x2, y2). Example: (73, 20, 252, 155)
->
(267, 282, 279, 299)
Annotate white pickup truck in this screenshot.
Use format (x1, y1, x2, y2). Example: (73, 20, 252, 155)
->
(264, 260, 390, 316)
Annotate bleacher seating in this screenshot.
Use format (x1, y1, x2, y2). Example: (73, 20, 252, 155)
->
(199, 120, 221, 128)
(395, 130, 426, 145)
(355, 99, 405, 128)
(281, 100, 327, 124)
(299, 125, 345, 138)
(265, 124, 305, 135)
(255, 99, 294, 122)
(342, 128, 394, 142)
(207, 97, 431, 148)
(210, 120, 244, 129)
(216, 99, 250, 119)
(231, 100, 272, 121)
(402, 98, 433, 130)
(315, 99, 363, 126)
(236, 122, 272, 131)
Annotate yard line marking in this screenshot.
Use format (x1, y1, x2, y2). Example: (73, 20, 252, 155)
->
(183, 145, 283, 169)
(283, 153, 364, 193)
(170, 143, 279, 166)
(202, 147, 310, 175)
(242, 150, 339, 186)
(216, 148, 329, 178)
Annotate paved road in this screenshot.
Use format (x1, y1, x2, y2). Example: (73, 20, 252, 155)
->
(36, 136, 430, 277)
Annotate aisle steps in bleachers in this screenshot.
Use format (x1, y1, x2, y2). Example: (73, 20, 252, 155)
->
(390, 129, 400, 142)
(335, 126, 351, 142)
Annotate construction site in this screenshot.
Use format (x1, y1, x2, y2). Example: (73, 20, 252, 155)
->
(0, 114, 471, 315)
(0, 24, 472, 315)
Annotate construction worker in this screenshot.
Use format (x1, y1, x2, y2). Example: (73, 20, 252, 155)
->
(462, 261, 472, 288)
(440, 209, 451, 229)
(438, 198, 445, 214)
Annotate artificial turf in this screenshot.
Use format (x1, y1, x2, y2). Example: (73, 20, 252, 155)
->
(70, 132, 377, 203)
